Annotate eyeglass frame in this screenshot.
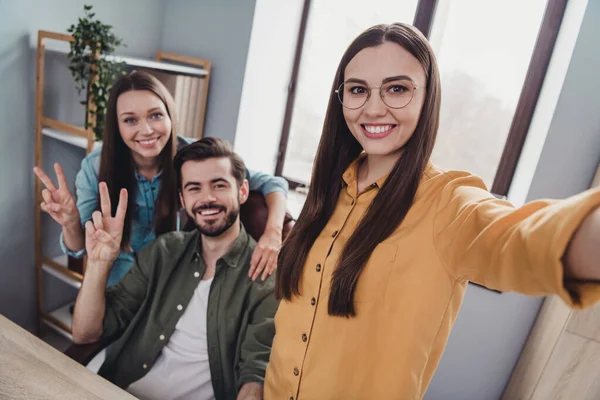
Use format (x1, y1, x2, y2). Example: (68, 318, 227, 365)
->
(334, 77, 425, 110)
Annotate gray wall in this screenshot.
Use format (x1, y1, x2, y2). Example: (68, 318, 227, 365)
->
(425, 1, 600, 398)
(160, 0, 257, 144)
(0, 0, 166, 329)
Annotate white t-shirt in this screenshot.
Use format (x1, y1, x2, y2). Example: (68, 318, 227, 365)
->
(127, 278, 215, 400)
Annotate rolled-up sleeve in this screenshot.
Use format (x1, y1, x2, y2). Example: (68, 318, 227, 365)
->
(246, 169, 289, 197)
(434, 171, 600, 309)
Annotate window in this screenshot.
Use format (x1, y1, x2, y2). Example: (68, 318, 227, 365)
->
(429, 0, 548, 188)
(276, 0, 567, 197)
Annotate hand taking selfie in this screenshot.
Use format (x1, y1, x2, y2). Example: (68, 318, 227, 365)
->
(85, 182, 128, 264)
(33, 163, 79, 227)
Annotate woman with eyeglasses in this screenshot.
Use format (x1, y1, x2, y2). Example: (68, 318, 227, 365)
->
(265, 23, 600, 399)
(34, 71, 288, 286)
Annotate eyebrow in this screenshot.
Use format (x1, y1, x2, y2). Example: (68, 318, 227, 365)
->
(119, 107, 163, 118)
(344, 75, 416, 85)
(183, 177, 230, 189)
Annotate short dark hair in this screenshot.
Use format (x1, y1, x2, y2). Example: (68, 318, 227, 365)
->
(174, 137, 246, 189)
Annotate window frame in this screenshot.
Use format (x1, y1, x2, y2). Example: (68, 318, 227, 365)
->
(275, 0, 568, 196)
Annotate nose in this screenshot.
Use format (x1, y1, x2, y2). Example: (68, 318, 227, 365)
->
(140, 119, 154, 136)
(199, 190, 217, 204)
(363, 90, 388, 117)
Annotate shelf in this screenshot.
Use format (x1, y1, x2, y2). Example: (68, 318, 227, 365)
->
(42, 254, 83, 289)
(36, 36, 208, 77)
(107, 54, 209, 77)
(41, 302, 74, 341)
(42, 127, 88, 149)
(41, 117, 102, 151)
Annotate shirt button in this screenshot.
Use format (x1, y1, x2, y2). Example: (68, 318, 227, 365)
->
(316, 264, 321, 272)
(159, 334, 165, 341)
(302, 333, 307, 342)
(194, 271, 200, 278)
(311, 298, 316, 306)
(293, 367, 299, 376)
(332, 230, 338, 238)
(371, 183, 377, 188)
(142, 363, 148, 369)
(177, 304, 183, 311)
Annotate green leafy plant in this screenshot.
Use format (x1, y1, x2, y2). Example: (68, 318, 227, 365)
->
(67, 4, 126, 140)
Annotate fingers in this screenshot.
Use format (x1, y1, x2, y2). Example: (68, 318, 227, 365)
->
(85, 220, 96, 240)
(249, 248, 262, 279)
(115, 189, 128, 222)
(54, 163, 69, 190)
(99, 182, 112, 216)
(261, 253, 278, 281)
(92, 211, 104, 231)
(251, 252, 269, 281)
(40, 202, 60, 219)
(94, 229, 116, 244)
(42, 189, 53, 205)
(33, 166, 57, 191)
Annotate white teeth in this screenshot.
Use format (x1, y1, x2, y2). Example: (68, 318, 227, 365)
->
(365, 125, 392, 134)
(200, 209, 220, 216)
(139, 138, 157, 145)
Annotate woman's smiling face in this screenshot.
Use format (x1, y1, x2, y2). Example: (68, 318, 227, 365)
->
(342, 41, 427, 157)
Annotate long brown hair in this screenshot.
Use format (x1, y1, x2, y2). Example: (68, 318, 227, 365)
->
(275, 23, 442, 317)
(99, 70, 178, 249)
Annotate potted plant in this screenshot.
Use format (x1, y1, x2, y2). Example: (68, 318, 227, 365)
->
(67, 4, 126, 142)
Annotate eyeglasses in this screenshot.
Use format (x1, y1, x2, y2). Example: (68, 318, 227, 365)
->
(334, 78, 424, 110)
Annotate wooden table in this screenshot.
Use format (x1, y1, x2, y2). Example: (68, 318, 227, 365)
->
(0, 314, 135, 399)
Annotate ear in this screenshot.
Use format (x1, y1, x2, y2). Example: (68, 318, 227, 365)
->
(239, 179, 249, 205)
(178, 191, 185, 209)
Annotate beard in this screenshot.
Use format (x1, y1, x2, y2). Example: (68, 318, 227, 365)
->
(188, 201, 240, 237)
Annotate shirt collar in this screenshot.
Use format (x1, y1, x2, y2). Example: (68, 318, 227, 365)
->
(135, 169, 163, 183)
(193, 223, 250, 269)
(341, 153, 387, 190)
(341, 154, 434, 189)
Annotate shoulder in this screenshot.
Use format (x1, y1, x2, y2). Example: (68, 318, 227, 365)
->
(421, 163, 511, 218)
(237, 228, 257, 270)
(421, 163, 488, 196)
(80, 146, 102, 175)
(75, 147, 102, 187)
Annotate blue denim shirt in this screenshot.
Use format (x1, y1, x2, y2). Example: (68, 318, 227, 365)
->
(60, 137, 288, 286)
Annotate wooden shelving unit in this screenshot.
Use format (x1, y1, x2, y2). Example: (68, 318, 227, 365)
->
(34, 30, 211, 340)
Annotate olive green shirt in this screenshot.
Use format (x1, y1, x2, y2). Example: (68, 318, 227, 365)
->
(97, 225, 278, 400)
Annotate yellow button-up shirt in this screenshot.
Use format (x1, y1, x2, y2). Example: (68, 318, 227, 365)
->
(265, 157, 600, 400)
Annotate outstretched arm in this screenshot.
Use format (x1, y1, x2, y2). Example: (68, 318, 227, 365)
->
(564, 206, 600, 281)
